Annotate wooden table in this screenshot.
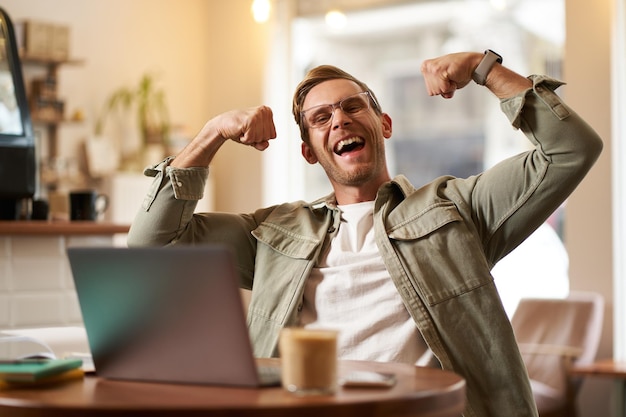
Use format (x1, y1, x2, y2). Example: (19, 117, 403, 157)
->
(570, 359, 626, 416)
(0, 359, 465, 417)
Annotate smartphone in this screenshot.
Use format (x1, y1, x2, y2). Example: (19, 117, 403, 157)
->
(339, 371, 397, 388)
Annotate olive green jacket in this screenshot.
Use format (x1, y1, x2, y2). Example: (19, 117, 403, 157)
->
(127, 76, 603, 417)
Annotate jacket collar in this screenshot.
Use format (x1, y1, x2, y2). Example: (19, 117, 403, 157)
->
(302, 175, 416, 213)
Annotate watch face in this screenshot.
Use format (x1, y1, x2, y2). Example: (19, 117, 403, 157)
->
(486, 49, 503, 64)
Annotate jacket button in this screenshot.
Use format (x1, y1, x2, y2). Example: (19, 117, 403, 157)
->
(327, 227, 335, 233)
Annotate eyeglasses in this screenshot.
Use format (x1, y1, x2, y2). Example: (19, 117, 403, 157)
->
(301, 91, 377, 129)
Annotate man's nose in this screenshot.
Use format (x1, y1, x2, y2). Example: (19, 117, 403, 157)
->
(331, 105, 352, 128)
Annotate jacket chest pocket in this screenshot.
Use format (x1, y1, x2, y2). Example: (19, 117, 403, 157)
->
(387, 203, 493, 306)
(250, 222, 322, 322)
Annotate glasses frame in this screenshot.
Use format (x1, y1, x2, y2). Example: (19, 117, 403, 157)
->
(300, 91, 379, 130)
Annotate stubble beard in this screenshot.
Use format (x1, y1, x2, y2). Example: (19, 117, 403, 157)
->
(324, 147, 387, 188)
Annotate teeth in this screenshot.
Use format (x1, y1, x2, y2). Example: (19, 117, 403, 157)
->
(336, 137, 363, 154)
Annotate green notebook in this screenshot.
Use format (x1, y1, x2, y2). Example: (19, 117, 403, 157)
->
(0, 358, 83, 382)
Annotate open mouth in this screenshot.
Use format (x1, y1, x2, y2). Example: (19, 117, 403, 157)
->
(334, 137, 365, 156)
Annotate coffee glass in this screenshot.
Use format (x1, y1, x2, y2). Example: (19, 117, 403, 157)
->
(278, 327, 338, 395)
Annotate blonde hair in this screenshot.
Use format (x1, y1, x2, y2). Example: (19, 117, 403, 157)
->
(292, 65, 382, 142)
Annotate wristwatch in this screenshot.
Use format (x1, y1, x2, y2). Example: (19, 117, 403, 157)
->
(472, 49, 503, 86)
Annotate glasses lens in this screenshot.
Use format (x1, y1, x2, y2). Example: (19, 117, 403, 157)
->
(303, 92, 371, 129)
(306, 106, 334, 128)
(340, 93, 370, 115)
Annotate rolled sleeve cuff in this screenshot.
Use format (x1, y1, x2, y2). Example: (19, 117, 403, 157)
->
(500, 75, 568, 129)
(165, 166, 209, 200)
(142, 156, 209, 201)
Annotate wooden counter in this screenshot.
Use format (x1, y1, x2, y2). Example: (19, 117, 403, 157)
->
(0, 221, 130, 236)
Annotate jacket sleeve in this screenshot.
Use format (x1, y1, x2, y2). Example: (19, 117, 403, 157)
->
(465, 75, 603, 264)
(126, 157, 207, 247)
(126, 158, 267, 288)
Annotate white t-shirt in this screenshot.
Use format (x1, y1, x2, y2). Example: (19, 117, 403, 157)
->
(300, 201, 429, 364)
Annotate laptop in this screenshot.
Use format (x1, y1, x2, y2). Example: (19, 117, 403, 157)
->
(66, 245, 280, 387)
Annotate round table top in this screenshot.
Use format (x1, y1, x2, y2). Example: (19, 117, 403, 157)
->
(0, 359, 466, 417)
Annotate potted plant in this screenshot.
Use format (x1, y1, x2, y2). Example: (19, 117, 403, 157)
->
(95, 73, 170, 166)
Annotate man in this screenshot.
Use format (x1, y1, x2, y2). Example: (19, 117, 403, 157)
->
(127, 51, 603, 417)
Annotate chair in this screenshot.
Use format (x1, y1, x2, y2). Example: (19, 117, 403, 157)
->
(510, 291, 604, 417)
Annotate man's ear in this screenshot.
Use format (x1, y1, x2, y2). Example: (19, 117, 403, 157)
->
(301, 142, 318, 164)
(382, 113, 392, 139)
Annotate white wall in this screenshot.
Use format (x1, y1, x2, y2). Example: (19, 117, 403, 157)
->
(200, 1, 270, 213)
(4, 0, 212, 155)
(612, 0, 626, 362)
(564, 0, 615, 415)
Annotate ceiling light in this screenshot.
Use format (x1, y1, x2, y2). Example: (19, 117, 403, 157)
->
(490, 0, 508, 11)
(252, 0, 271, 23)
(325, 9, 347, 29)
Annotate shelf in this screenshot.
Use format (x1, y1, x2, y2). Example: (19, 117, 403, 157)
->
(19, 54, 85, 168)
(0, 220, 130, 236)
(20, 54, 84, 67)
(32, 118, 83, 126)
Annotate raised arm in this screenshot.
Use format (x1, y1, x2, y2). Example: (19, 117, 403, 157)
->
(127, 106, 277, 247)
(171, 105, 277, 168)
(422, 51, 603, 264)
(420, 51, 532, 99)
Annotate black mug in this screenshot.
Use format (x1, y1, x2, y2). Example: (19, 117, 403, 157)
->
(31, 199, 49, 220)
(69, 190, 109, 221)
